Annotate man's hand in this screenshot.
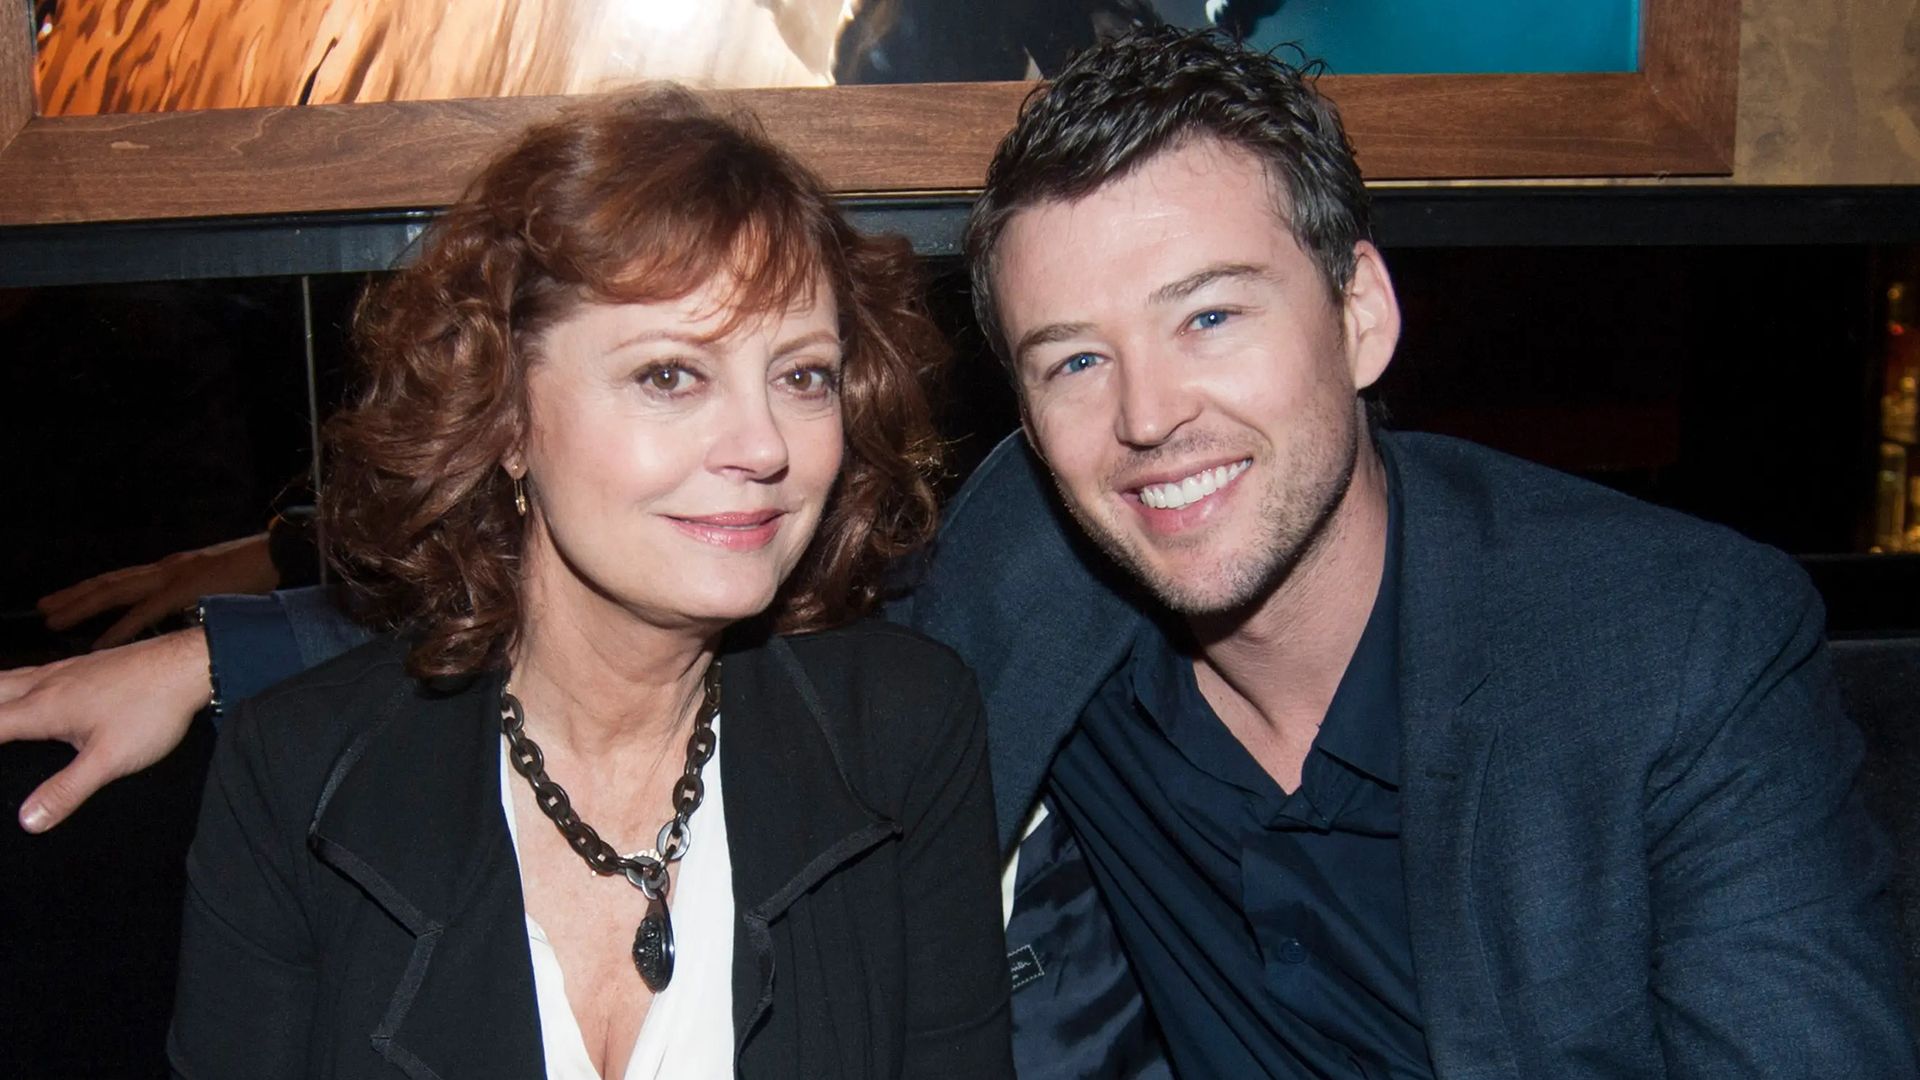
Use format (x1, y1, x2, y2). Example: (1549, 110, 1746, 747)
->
(0, 628, 213, 832)
(37, 533, 277, 649)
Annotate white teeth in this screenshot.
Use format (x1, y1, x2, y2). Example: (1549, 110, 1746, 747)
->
(1139, 459, 1249, 510)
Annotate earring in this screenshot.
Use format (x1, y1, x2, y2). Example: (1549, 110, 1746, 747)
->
(513, 475, 528, 517)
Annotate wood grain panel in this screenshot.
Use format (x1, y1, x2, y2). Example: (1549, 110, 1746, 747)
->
(1, 97, 567, 223)
(1641, 0, 1740, 171)
(0, 83, 1027, 225)
(1328, 74, 1723, 178)
(0, 73, 1736, 226)
(1, 0, 33, 151)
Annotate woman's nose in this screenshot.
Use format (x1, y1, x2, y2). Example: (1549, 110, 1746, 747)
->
(710, 389, 790, 481)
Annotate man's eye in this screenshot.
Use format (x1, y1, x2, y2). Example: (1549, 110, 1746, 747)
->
(1058, 353, 1102, 377)
(1188, 309, 1232, 331)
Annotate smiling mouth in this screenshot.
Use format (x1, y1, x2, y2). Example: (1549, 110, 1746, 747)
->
(665, 510, 786, 550)
(1134, 459, 1252, 511)
(673, 511, 783, 528)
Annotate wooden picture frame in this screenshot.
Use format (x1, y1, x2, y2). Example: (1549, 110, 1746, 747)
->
(0, 0, 1735, 227)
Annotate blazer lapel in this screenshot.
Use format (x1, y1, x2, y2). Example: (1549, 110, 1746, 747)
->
(1388, 434, 1521, 1080)
(720, 635, 900, 1063)
(307, 668, 545, 1080)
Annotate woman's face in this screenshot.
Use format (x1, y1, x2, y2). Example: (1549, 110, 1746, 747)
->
(517, 274, 845, 633)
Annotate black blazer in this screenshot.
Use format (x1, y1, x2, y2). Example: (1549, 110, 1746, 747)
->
(167, 621, 1013, 1079)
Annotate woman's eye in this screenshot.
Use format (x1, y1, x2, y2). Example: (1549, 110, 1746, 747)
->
(1188, 309, 1233, 331)
(638, 365, 695, 394)
(782, 365, 839, 396)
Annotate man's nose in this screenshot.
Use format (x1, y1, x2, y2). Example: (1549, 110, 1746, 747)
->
(1114, 358, 1199, 448)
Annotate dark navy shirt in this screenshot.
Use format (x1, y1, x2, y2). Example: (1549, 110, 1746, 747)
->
(1048, 474, 1432, 1078)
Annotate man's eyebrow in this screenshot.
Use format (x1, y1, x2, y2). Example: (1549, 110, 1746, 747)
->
(1012, 321, 1095, 371)
(1147, 263, 1271, 306)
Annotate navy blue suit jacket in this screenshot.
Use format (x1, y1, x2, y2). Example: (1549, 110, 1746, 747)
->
(903, 429, 1915, 1077)
(206, 430, 1918, 1077)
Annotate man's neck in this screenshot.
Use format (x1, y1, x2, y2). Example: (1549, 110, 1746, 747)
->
(1187, 441, 1390, 790)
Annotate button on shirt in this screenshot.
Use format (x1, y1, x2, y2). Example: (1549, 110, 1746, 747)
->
(1048, 479, 1431, 1079)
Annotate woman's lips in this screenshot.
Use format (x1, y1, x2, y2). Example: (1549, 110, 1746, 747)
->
(665, 510, 786, 550)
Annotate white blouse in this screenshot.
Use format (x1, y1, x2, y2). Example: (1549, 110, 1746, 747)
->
(499, 717, 736, 1080)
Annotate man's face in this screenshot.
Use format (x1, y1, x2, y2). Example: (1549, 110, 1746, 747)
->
(993, 138, 1398, 615)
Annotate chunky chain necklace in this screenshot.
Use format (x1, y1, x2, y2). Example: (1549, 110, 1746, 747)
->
(499, 659, 720, 992)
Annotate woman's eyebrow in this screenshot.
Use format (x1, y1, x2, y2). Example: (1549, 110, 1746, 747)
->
(609, 327, 714, 353)
(772, 329, 843, 355)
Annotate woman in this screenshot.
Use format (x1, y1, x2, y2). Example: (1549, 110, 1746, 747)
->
(166, 88, 1012, 1079)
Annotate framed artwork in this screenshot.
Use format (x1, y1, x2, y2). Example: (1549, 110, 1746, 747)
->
(0, 0, 1735, 226)
(1225, 0, 1640, 74)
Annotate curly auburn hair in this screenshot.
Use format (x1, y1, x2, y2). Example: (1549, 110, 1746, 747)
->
(321, 87, 948, 678)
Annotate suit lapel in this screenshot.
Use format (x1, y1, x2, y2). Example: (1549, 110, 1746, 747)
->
(307, 668, 546, 1080)
(1388, 434, 1520, 1080)
(909, 434, 1144, 852)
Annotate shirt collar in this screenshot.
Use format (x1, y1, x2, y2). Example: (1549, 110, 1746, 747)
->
(1124, 613, 1282, 797)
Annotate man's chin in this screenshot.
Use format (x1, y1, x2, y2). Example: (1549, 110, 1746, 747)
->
(1109, 547, 1265, 618)
(1076, 507, 1277, 614)
(1147, 574, 1267, 619)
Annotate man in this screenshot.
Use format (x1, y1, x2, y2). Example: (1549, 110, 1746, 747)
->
(6, 26, 1914, 1077)
(921, 29, 1913, 1076)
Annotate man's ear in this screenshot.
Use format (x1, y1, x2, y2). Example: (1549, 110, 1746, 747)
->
(1340, 241, 1400, 392)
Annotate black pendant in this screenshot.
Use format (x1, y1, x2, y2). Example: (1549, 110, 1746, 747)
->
(633, 894, 675, 991)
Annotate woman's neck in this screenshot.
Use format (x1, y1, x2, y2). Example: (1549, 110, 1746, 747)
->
(508, 550, 721, 765)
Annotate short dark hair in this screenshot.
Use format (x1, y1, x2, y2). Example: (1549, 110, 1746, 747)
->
(965, 26, 1372, 359)
(323, 88, 946, 678)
